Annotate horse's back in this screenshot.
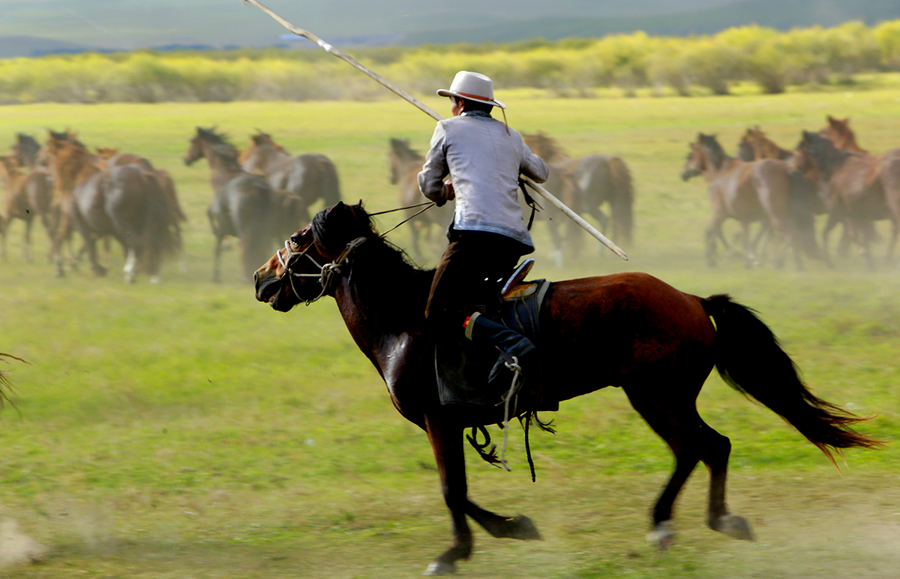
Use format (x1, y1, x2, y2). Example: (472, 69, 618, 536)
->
(287, 154, 340, 205)
(541, 272, 715, 397)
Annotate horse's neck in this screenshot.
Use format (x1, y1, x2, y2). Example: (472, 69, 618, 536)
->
(205, 150, 243, 190)
(57, 156, 101, 194)
(256, 147, 293, 174)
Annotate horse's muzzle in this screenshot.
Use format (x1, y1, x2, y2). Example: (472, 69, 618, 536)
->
(255, 273, 294, 312)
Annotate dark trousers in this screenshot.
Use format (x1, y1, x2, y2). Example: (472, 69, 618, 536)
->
(425, 230, 531, 335)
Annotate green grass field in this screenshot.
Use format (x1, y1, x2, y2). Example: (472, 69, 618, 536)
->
(0, 88, 899, 578)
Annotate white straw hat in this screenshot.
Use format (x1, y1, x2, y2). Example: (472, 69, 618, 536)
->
(437, 71, 506, 109)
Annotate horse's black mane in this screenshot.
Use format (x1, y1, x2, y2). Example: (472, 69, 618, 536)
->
(15, 133, 41, 165)
(314, 203, 435, 331)
(699, 133, 728, 168)
(197, 127, 241, 162)
(800, 131, 854, 179)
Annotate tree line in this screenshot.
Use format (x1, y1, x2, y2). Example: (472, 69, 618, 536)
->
(1, 20, 899, 104)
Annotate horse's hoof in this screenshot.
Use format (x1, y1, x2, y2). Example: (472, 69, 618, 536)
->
(647, 520, 675, 551)
(423, 561, 456, 576)
(508, 515, 542, 540)
(715, 514, 754, 541)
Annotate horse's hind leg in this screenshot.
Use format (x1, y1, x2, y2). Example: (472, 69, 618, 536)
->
(624, 388, 753, 549)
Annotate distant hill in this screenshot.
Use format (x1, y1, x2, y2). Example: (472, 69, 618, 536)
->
(0, 0, 898, 58)
(404, 0, 900, 44)
(0, 36, 99, 59)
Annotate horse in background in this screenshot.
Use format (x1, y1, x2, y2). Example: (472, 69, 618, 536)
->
(524, 132, 633, 265)
(794, 131, 900, 269)
(184, 127, 306, 282)
(819, 116, 870, 155)
(99, 148, 187, 247)
(240, 130, 340, 226)
(682, 133, 818, 269)
(387, 138, 454, 262)
(737, 127, 794, 162)
(47, 136, 179, 282)
(0, 154, 54, 262)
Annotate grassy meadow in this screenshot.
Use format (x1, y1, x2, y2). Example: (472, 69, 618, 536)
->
(0, 87, 899, 578)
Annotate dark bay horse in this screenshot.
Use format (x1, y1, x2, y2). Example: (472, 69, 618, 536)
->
(254, 201, 879, 576)
(524, 133, 633, 264)
(682, 133, 818, 269)
(387, 137, 453, 261)
(48, 138, 179, 282)
(184, 127, 307, 282)
(0, 154, 54, 262)
(794, 131, 900, 269)
(240, 130, 341, 225)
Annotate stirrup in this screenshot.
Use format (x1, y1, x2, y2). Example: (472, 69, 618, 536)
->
(501, 258, 534, 298)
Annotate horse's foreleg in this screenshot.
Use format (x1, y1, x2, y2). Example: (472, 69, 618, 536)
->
(424, 415, 473, 576)
(212, 237, 224, 283)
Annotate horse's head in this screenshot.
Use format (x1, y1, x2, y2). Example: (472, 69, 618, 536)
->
(184, 127, 209, 166)
(0, 154, 19, 181)
(819, 115, 868, 154)
(387, 138, 422, 185)
(255, 201, 376, 311)
(523, 132, 565, 163)
(680, 140, 706, 181)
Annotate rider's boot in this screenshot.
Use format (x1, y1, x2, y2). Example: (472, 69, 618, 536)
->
(464, 312, 536, 384)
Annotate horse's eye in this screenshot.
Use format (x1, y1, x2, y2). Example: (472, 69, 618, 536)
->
(289, 235, 302, 250)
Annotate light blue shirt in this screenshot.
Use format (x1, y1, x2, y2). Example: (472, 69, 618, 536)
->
(418, 112, 549, 248)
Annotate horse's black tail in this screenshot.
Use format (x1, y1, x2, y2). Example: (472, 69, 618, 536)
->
(702, 294, 882, 463)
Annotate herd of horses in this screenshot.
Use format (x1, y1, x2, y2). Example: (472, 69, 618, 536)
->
(2, 114, 895, 283)
(683, 115, 900, 270)
(0, 128, 341, 283)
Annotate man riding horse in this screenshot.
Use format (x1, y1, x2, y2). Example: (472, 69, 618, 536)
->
(417, 71, 549, 399)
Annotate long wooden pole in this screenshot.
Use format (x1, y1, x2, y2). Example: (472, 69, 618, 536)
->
(240, 0, 628, 261)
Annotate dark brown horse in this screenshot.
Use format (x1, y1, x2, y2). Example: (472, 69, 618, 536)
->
(524, 132, 633, 263)
(387, 137, 454, 261)
(184, 127, 307, 282)
(48, 137, 179, 282)
(794, 131, 900, 269)
(0, 154, 54, 262)
(254, 201, 878, 576)
(682, 133, 818, 269)
(240, 130, 341, 225)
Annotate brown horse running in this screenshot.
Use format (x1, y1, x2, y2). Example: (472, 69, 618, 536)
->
(682, 133, 818, 269)
(184, 127, 308, 282)
(794, 131, 900, 269)
(0, 154, 54, 262)
(737, 126, 794, 162)
(240, 130, 341, 225)
(387, 137, 454, 261)
(47, 137, 179, 282)
(254, 201, 879, 576)
(524, 132, 633, 263)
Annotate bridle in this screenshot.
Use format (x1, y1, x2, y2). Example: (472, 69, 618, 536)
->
(276, 236, 368, 305)
(274, 200, 432, 304)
